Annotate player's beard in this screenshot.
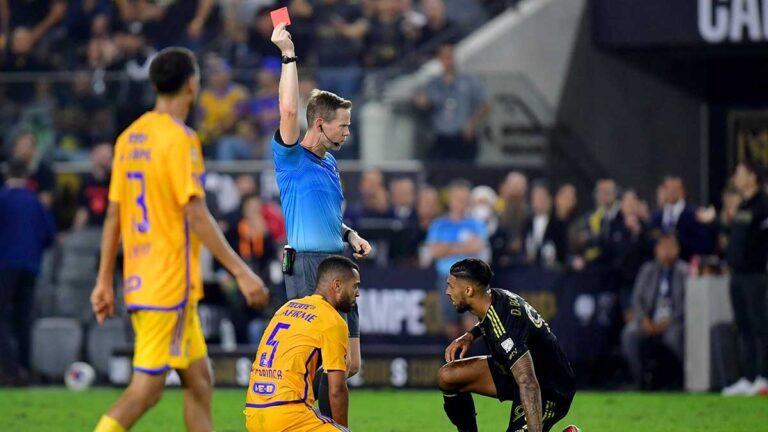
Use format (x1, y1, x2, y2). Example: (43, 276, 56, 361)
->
(452, 297, 470, 313)
(339, 293, 356, 313)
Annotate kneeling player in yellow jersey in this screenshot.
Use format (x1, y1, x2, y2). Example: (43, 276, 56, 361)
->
(90, 47, 269, 432)
(245, 256, 360, 432)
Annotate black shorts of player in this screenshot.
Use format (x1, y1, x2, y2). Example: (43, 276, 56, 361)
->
(285, 251, 360, 338)
(487, 357, 574, 432)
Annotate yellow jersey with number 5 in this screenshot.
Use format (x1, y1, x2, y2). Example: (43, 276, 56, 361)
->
(245, 295, 349, 409)
(108, 111, 206, 311)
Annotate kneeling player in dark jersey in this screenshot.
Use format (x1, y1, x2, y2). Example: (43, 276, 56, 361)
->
(439, 258, 580, 432)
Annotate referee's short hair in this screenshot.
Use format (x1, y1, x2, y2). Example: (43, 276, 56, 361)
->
(306, 89, 352, 126)
(149, 47, 199, 96)
(450, 258, 493, 290)
(316, 255, 359, 286)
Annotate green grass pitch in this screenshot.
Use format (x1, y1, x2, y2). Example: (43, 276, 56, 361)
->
(1, 388, 766, 431)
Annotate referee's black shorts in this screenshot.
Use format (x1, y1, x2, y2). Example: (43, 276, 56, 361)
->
(487, 357, 574, 432)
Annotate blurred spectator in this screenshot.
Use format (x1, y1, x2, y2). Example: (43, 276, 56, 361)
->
(415, 0, 460, 53)
(426, 179, 488, 338)
(609, 189, 653, 320)
(219, 193, 278, 344)
(65, 0, 114, 45)
(721, 162, 768, 396)
(716, 185, 742, 256)
(238, 58, 281, 155)
(651, 176, 707, 261)
(216, 119, 259, 161)
(198, 57, 249, 146)
(390, 176, 417, 224)
(8, 130, 55, 207)
(522, 183, 566, 268)
(311, 0, 368, 99)
(345, 168, 386, 226)
(246, 5, 285, 62)
(388, 177, 420, 265)
(5, 28, 49, 104)
(225, 173, 287, 244)
(119, 0, 215, 50)
(621, 234, 686, 390)
(576, 178, 620, 265)
(492, 171, 529, 268)
(554, 183, 579, 255)
(415, 185, 442, 260)
(363, 0, 412, 68)
(71, 142, 112, 230)
(0, 159, 56, 386)
(5, 0, 67, 54)
(469, 185, 499, 236)
(413, 42, 490, 161)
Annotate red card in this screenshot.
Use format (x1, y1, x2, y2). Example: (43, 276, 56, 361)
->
(270, 7, 291, 28)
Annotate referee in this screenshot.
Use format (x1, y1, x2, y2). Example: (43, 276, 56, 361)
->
(270, 23, 372, 416)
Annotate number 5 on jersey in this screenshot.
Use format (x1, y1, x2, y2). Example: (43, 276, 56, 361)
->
(259, 323, 291, 368)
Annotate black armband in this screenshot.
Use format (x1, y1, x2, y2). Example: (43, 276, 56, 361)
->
(343, 227, 357, 243)
(468, 325, 482, 339)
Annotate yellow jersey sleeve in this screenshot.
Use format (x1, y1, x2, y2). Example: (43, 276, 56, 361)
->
(167, 131, 205, 207)
(320, 319, 349, 372)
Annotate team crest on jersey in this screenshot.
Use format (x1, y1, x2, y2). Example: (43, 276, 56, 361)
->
(501, 338, 514, 353)
(191, 147, 199, 163)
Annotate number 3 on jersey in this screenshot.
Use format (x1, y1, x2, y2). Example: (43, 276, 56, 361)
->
(127, 171, 150, 233)
(259, 323, 291, 368)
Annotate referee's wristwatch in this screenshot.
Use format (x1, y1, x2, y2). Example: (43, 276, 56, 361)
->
(281, 55, 298, 64)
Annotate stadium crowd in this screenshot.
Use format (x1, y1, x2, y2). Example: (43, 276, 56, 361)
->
(0, 0, 508, 161)
(1, 0, 766, 399)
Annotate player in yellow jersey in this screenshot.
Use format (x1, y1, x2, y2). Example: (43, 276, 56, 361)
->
(90, 47, 269, 432)
(244, 255, 360, 432)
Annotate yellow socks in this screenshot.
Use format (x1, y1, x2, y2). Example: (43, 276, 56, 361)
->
(94, 415, 127, 432)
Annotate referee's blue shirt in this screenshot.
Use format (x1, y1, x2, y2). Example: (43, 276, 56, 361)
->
(272, 131, 344, 253)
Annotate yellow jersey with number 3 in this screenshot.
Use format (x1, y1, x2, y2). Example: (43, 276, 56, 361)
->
(108, 111, 206, 311)
(245, 294, 349, 409)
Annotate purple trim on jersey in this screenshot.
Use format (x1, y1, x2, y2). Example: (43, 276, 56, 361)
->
(245, 399, 302, 408)
(302, 348, 319, 401)
(134, 365, 170, 375)
(244, 348, 320, 409)
(184, 218, 190, 302)
(126, 301, 187, 311)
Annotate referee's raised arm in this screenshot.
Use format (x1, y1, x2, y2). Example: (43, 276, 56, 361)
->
(271, 23, 300, 145)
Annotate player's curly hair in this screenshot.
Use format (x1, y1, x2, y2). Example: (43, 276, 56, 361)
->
(149, 47, 199, 95)
(306, 89, 352, 126)
(450, 259, 493, 290)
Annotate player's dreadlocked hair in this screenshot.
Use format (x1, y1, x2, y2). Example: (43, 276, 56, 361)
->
(450, 259, 493, 290)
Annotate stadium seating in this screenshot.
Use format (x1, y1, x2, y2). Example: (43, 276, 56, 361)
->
(53, 229, 101, 322)
(31, 317, 83, 380)
(86, 318, 130, 378)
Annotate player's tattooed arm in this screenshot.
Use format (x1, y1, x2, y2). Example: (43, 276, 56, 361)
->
(511, 351, 543, 432)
